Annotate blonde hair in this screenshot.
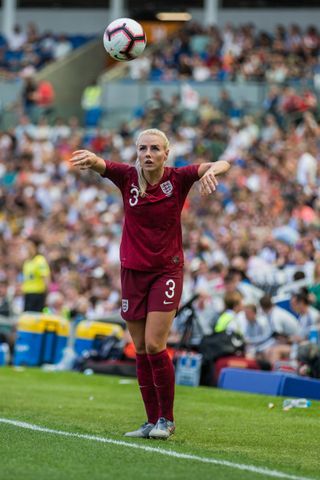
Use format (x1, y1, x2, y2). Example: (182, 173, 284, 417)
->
(135, 129, 170, 197)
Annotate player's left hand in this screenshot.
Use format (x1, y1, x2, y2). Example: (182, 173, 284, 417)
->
(199, 169, 218, 196)
(69, 150, 99, 170)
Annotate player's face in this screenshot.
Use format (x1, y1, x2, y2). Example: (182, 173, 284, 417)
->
(137, 134, 169, 173)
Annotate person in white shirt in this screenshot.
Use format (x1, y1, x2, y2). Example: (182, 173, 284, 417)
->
(52, 34, 73, 60)
(290, 290, 319, 342)
(296, 143, 318, 188)
(259, 294, 300, 338)
(238, 304, 274, 358)
(6, 24, 26, 51)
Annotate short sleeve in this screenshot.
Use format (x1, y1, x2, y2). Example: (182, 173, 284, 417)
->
(101, 160, 133, 190)
(174, 164, 199, 198)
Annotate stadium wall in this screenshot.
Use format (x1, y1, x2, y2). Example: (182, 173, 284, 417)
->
(100, 80, 267, 127)
(0, 8, 320, 34)
(36, 39, 107, 121)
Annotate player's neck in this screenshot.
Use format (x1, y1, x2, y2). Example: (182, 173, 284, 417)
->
(143, 167, 165, 185)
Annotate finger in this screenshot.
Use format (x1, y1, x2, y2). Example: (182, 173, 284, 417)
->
(200, 177, 217, 195)
(71, 150, 87, 155)
(70, 154, 86, 163)
(70, 160, 85, 167)
(202, 177, 216, 193)
(70, 154, 89, 166)
(200, 184, 211, 196)
(208, 175, 218, 189)
(207, 173, 218, 187)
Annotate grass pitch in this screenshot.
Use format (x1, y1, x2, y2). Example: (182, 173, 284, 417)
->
(0, 367, 319, 480)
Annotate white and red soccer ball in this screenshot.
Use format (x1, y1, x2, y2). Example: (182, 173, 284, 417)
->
(103, 18, 147, 62)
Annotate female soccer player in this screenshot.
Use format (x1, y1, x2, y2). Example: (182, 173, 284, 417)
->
(70, 129, 230, 439)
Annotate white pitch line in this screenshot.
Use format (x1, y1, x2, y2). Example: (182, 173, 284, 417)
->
(0, 418, 316, 480)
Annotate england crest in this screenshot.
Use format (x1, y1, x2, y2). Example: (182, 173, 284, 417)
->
(122, 299, 129, 313)
(160, 180, 173, 196)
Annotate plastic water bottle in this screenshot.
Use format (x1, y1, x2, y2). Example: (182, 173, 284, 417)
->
(282, 398, 311, 410)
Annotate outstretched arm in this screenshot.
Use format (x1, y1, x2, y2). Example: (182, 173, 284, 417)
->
(69, 150, 106, 175)
(198, 161, 230, 196)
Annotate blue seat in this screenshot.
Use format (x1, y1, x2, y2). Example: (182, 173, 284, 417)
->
(0, 34, 7, 47)
(5, 50, 23, 61)
(68, 35, 93, 49)
(218, 368, 320, 400)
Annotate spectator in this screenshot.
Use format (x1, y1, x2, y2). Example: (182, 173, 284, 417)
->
(81, 80, 102, 128)
(6, 24, 26, 51)
(218, 89, 235, 117)
(35, 79, 55, 119)
(214, 291, 243, 334)
(44, 291, 70, 319)
(128, 56, 151, 80)
(143, 89, 168, 126)
(52, 34, 73, 60)
(21, 75, 38, 121)
(21, 237, 51, 312)
(238, 303, 272, 358)
(290, 290, 319, 342)
(259, 294, 300, 338)
(0, 280, 11, 317)
(309, 261, 320, 311)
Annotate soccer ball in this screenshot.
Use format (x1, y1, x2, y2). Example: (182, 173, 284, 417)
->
(103, 18, 147, 62)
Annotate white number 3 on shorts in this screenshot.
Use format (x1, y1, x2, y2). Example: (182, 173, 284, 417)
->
(165, 279, 176, 299)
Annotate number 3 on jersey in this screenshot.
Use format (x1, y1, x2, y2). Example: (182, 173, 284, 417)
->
(129, 186, 139, 207)
(165, 279, 176, 299)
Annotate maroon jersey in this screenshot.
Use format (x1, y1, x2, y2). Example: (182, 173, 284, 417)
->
(102, 161, 199, 271)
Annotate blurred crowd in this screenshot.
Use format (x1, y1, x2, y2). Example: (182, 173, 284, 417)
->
(0, 83, 319, 317)
(129, 22, 320, 86)
(0, 22, 93, 79)
(0, 20, 320, 373)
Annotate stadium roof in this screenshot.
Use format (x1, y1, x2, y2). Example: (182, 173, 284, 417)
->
(6, 0, 320, 8)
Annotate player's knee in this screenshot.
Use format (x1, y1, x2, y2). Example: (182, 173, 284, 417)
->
(145, 341, 164, 355)
(133, 340, 146, 354)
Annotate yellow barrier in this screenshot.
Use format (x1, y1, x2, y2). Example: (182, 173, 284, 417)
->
(17, 312, 70, 336)
(75, 320, 124, 341)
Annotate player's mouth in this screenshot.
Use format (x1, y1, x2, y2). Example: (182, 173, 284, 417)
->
(144, 160, 154, 165)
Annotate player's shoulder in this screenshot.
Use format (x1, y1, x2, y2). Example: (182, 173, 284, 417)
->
(105, 160, 135, 172)
(166, 164, 199, 179)
(103, 160, 137, 183)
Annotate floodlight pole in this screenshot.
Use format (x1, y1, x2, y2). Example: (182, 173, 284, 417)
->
(1, 0, 17, 40)
(203, 0, 219, 26)
(109, 0, 125, 22)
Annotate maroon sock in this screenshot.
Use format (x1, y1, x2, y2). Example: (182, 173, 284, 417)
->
(148, 349, 175, 422)
(136, 353, 159, 424)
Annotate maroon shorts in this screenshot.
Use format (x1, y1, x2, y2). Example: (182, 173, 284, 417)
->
(120, 267, 184, 321)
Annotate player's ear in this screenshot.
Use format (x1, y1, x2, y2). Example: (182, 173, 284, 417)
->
(164, 149, 169, 161)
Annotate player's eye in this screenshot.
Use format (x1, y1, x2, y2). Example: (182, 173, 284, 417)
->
(151, 146, 160, 150)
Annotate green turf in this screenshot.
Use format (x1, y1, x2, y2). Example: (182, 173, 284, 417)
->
(0, 367, 319, 480)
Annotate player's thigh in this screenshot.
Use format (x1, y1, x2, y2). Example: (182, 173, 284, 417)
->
(126, 318, 147, 354)
(145, 310, 176, 353)
(121, 267, 150, 321)
(147, 269, 183, 313)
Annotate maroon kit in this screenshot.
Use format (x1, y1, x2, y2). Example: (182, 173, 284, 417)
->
(102, 160, 199, 320)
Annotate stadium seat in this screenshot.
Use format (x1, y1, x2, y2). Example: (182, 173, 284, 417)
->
(68, 35, 94, 49)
